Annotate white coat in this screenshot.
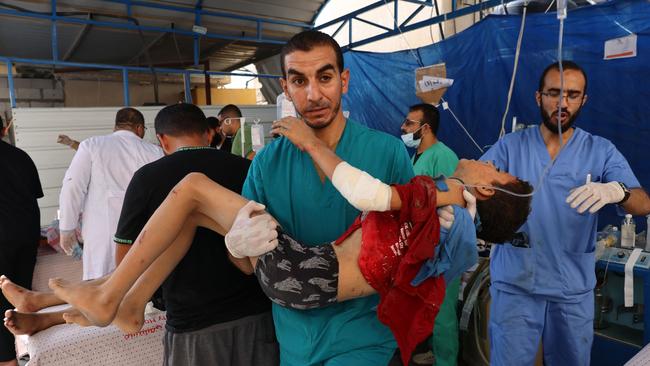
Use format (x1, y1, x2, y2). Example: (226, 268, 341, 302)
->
(59, 130, 163, 280)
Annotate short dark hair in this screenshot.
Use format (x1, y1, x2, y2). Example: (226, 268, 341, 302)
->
(409, 103, 440, 135)
(475, 178, 533, 243)
(115, 107, 145, 127)
(206, 116, 220, 129)
(538, 60, 588, 94)
(154, 103, 208, 137)
(218, 104, 242, 118)
(280, 30, 344, 78)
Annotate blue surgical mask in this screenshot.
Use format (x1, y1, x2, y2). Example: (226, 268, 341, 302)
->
(401, 126, 423, 148)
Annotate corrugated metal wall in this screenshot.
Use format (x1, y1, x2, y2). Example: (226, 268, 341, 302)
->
(12, 105, 277, 225)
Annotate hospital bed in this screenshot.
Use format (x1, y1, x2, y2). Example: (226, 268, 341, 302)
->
(16, 246, 165, 366)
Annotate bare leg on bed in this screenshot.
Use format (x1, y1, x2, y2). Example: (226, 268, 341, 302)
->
(60, 308, 96, 327)
(49, 173, 250, 327)
(1, 276, 63, 313)
(3, 308, 71, 335)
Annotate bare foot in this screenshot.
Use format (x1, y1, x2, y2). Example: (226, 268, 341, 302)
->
(48, 278, 118, 327)
(62, 309, 93, 327)
(112, 295, 148, 334)
(3, 309, 65, 336)
(0, 275, 45, 313)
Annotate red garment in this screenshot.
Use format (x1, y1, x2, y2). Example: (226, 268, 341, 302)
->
(335, 176, 446, 365)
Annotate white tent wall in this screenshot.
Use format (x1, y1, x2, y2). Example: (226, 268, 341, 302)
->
(12, 105, 277, 225)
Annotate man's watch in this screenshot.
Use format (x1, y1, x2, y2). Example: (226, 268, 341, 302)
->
(617, 182, 631, 204)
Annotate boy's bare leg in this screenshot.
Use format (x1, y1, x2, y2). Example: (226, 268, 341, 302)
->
(1, 276, 62, 312)
(111, 219, 197, 333)
(65, 211, 248, 333)
(49, 173, 250, 327)
(1, 275, 108, 313)
(3, 308, 69, 335)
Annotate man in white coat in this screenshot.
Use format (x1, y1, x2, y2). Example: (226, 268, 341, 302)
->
(59, 107, 163, 280)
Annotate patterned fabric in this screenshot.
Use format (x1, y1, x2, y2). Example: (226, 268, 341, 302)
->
(24, 305, 166, 365)
(255, 230, 339, 310)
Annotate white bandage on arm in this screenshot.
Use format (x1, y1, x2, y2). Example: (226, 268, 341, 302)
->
(331, 162, 392, 212)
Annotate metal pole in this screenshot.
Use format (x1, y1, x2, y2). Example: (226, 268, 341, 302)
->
(0, 56, 283, 79)
(184, 72, 192, 103)
(0, 8, 287, 45)
(394, 0, 398, 31)
(348, 19, 352, 45)
(122, 69, 130, 106)
(51, 0, 59, 61)
(7, 61, 16, 108)
(193, 5, 201, 66)
(102, 0, 311, 29)
(204, 60, 212, 105)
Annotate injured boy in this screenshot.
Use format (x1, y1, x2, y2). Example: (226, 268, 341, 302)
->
(5, 117, 532, 364)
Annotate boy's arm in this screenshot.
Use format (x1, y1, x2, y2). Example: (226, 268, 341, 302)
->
(272, 117, 465, 211)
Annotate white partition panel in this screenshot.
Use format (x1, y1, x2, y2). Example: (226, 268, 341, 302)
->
(12, 105, 277, 224)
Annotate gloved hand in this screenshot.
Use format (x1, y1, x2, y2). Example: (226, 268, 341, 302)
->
(566, 181, 625, 214)
(59, 230, 80, 256)
(437, 206, 455, 230)
(436, 190, 477, 230)
(225, 201, 279, 258)
(463, 190, 477, 221)
(70, 243, 83, 260)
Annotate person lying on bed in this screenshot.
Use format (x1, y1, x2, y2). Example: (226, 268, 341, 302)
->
(6, 117, 532, 362)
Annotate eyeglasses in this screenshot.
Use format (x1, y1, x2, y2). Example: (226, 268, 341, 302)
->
(222, 117, 244, 126)
(402, 118, 423, 127)
(540, 89, 584, 103)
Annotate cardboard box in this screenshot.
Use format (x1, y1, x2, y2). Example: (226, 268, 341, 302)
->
(415, 63, 452, 105)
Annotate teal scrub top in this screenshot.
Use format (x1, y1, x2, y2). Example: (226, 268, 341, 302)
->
(412, 141, 459, 178)
(482, 127, 640, 301)
(243, 119, 414, 365)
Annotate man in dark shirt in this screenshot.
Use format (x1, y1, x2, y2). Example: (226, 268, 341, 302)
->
(0, 116, 43, 366)
(113, 103, 276, 365)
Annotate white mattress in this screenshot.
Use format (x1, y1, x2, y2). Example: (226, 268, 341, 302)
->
(18, 248, 165, 365)
(21, 305, 165, 366)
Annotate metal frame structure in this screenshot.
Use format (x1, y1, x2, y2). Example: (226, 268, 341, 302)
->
(314, 0, 516, 50)
(1, 0, 310, 107)
(2, 0, 513, 108)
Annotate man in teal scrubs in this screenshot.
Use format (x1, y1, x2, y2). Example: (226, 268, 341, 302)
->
(400, 103, 460, 366)
(242, 30, 414, 365)
(400, 103, 458, 179)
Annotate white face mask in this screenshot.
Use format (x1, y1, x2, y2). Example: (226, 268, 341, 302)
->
(401, 126, 423, 148)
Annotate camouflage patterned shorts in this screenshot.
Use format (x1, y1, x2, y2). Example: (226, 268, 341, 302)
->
(254, 229, 339, 310)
